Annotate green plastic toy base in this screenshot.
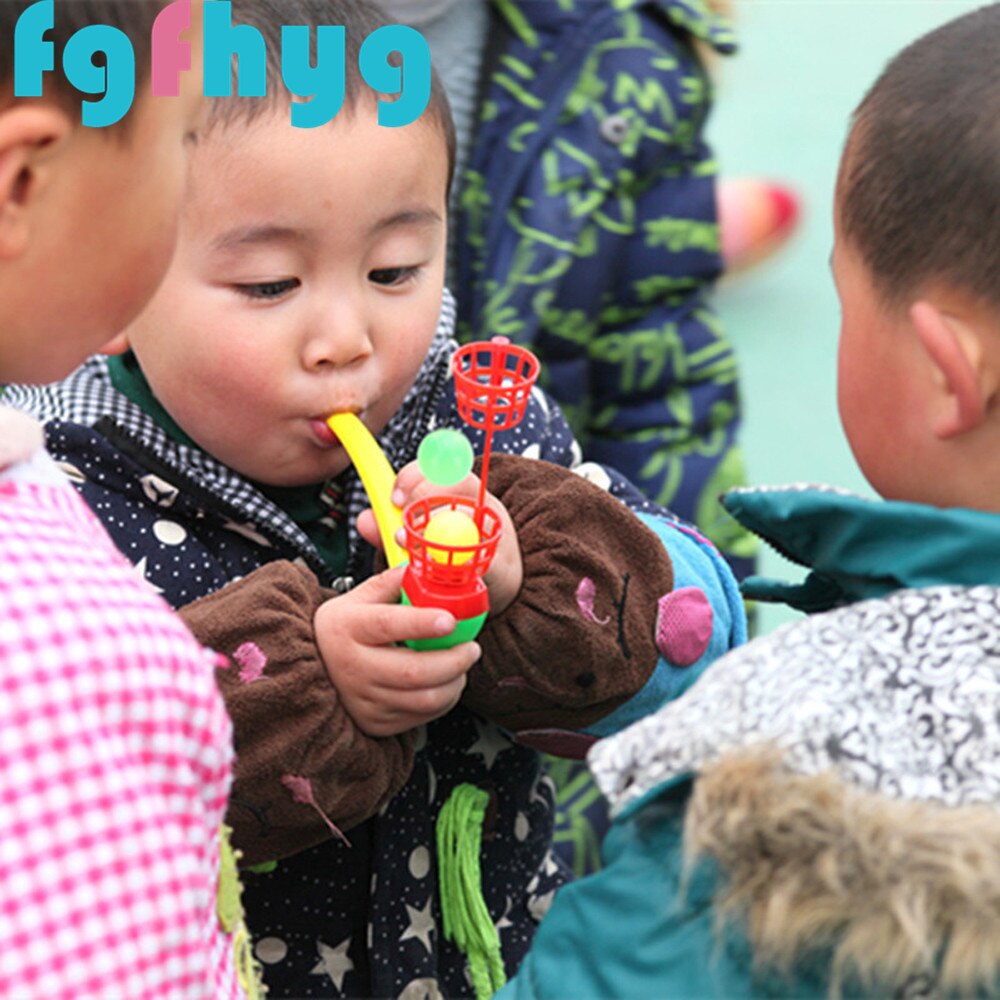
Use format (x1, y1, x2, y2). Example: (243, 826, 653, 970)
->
(401, 591, 487, 650)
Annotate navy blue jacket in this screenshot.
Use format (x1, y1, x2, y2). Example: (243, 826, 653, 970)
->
(454, 0, 756, 578)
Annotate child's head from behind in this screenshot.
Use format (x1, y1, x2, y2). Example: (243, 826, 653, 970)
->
(123, 0, 455, 488)
(0, 0, 203, 383)
(833, 4, 1000, 512)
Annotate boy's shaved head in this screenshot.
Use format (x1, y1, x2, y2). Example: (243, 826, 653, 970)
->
(837, 3, 1000, 310)
(204, 0, 456, 190)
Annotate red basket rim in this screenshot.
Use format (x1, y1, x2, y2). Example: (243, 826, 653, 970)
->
(452, 341, 540, 395)
(402, 496, 501, 583)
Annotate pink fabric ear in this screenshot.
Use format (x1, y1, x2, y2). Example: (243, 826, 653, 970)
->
(233, 641, 268, 682)
(575, 577, 611, 624)
(655, 587, 713, 666)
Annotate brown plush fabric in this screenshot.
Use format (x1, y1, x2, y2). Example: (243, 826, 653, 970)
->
(467, 454, 675, 735)
(179, 560, 416, 866)
(179, 458, 676, 858)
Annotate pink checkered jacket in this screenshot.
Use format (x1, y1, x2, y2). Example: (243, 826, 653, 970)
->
(0, 409, 245, 998)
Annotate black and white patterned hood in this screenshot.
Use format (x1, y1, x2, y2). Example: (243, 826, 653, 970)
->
(590, 584, 1000, 817)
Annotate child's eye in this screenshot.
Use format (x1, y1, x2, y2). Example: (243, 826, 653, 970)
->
(369, 266, 418, 287)
(233, 278, 300, 300)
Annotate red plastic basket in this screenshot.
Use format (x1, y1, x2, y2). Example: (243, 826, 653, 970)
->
(452, 338, 540, 433)
(403, 495, 502, 590)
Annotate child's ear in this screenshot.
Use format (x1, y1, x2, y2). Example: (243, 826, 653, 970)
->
(911, 299, 997, 439)
(0, 103, 71, 259)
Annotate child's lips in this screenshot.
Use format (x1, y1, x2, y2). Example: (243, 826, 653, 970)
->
(310, 418, 340, 447)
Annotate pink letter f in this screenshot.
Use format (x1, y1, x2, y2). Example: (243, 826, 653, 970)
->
(151, 0, 192, 97)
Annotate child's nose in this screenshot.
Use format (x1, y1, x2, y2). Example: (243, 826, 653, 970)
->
(301, 310, 373, 371)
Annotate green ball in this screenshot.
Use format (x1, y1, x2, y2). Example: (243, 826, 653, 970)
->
(417, 429, 475, 486)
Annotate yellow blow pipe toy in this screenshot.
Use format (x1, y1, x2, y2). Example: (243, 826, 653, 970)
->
(325, 412, 408, 568)
(326, 339, 539, 651)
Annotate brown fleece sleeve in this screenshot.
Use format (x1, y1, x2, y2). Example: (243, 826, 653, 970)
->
(464, 454, 675, 739)
(179, 560, 415, 866)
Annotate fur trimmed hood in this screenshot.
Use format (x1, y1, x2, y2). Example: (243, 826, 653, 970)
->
(590, 586, 1000, 817)
(689, 749, 1000, 997)
(589, 582, 1000, 996)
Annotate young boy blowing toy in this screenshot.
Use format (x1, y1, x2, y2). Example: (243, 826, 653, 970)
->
(0, 1, 253, 996)
(501, 6, 1000, 998)
(6, 1, 747, 997)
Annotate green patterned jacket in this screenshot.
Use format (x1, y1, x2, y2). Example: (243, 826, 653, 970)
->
(454, 0, 755, 577)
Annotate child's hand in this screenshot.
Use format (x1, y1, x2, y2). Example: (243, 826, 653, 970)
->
(357, 461, 523, 616)
(314, 566, 481, 737)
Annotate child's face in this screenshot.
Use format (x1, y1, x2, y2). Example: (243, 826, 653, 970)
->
(124, 105, 449, 487)
(833, 223, 930, 501)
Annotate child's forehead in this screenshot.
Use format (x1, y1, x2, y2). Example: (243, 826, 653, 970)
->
(186, 108, 448, 246)
(190, 112, 337, 194)
(198, 100, 446, 174)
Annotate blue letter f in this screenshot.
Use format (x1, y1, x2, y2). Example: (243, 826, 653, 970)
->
(14, 0, 55, 97)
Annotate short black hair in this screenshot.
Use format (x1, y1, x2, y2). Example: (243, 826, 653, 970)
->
(204, 0, 456, 192)
(0, 0, 166, 117)
(838, 4, 1000, 309)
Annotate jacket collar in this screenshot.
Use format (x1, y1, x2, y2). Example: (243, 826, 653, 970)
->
(721, 484, 1000, 612)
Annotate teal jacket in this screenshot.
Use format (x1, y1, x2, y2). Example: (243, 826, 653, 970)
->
(500, 486, 1000, 999)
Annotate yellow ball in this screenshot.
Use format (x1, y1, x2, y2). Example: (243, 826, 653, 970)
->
(424, 508, 480, 565)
